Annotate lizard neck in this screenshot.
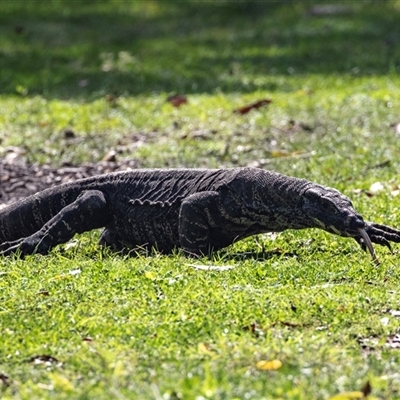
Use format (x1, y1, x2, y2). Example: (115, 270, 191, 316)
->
(227, 168, 317, 231)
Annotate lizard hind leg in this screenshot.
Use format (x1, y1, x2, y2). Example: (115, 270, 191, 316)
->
(0, 190, 111, 257)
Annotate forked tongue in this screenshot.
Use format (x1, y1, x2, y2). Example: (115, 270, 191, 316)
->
(358, 228, 380, 266)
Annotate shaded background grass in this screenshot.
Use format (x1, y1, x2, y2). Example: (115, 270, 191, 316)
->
(1, 0, 400, 97)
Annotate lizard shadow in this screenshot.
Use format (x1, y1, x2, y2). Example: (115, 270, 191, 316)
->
(215, 248, 298, 262)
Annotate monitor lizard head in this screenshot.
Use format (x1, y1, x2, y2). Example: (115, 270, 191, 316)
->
(301, 185, 365, 237)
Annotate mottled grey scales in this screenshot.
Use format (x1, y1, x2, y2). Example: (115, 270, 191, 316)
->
(1, 167, 400, 259)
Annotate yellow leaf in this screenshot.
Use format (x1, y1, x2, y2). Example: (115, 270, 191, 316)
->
(144, 271, 157, 280)
(270, 150, 291, 158)
(256, 359, 282, 371)
(49, 274, 71, 281)
(198, 342, 215, 356)
(329, 394, 379, 400)
(328, 391, 365, 400)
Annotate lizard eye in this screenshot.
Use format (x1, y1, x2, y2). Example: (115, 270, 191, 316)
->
(320, 198, 336, 213)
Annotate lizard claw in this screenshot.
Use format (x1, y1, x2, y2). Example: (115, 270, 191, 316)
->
(365, 222, 400, 247)
(0, 237, 42, 258)
(355, 222, 400, 256)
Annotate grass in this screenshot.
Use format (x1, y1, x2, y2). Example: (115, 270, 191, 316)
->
(2, 1, 400, 398)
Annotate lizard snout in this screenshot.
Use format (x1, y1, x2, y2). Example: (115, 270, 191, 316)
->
(345, 213, 365, 233)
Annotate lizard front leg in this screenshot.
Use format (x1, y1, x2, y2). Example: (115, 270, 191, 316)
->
(0, 190, 111, 257)
(355, 222, 400, 251)
(178, 191, 223, 257)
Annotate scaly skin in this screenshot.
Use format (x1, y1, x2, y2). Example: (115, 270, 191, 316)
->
(1, 167, 399, 258)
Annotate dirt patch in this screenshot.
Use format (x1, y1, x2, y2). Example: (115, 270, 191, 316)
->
(0, 157, 141, 207)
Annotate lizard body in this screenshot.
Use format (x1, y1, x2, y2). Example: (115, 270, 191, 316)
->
(1, 167, 399, 258)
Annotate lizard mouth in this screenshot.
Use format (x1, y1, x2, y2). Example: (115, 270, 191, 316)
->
(340, 216, 380, 266)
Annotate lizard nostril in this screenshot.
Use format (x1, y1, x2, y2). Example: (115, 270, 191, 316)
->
(348, 215, 365, 230)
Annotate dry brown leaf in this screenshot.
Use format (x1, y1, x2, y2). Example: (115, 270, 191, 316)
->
(0, 372, 10, 387)
(167, 94, 188, 107)
(361, 380, 372, 397)
(29, 355, 62, 367)
(243, 322, 265, 337)
(234, 98, 272, 115)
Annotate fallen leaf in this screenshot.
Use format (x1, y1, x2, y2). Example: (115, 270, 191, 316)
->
(102, 150, 117, 162)
(105, 93, 118, 107)
(0, 372, 10, 387)
(29, 355, 62, 367)
(198, 342, 216, 356)
(78, 79, 90, 87)
(361, 381, 372, 397)
(352, 188, 375, 198)
(243, 322, 265, 338)
(385, 333, 400, 349)
(181, 129, 217, 140)
(64, 240, 79, 250)
(309, 5, 352, 16)
(380, 316, 389, 326)
(358, 336, 378, 353)
(37, 383, 54, 391)
(145, 271, 157, 280)
(234, 98, 272, 114)
(270, 150, 291, 158)
(391, 189, 400, 197)
(389, 309, 400, 317)
(271, 149, 305, 158)
(256, 359, 282, 371)
(299, 122, 313, 132)
(167, 94, 188, 107)
(369, 182, 384, 194)
(63, 129, 75, 139)
(49, 274, 72, 281)
(189, 264, 235, 271)
(328, 392, 364, 400)
(368, 160, 391, 169)
(391, 122, 400, 134)
(278, 321, 307, 328)
(4, 146, 26, 163)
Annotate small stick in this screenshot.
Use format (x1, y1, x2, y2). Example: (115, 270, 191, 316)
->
(358, 228, 380, 266)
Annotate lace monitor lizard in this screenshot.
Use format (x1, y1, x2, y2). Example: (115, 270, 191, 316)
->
(1, 167, 399, 263)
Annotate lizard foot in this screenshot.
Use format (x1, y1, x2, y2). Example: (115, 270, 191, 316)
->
(0, 236, 48, 257)
(355, 222, 400, 256)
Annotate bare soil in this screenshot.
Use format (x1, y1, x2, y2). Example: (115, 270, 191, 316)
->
(0, 157, 140, 208)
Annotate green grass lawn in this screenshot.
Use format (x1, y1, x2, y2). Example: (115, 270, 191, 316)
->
(2, 1, 400, 399)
